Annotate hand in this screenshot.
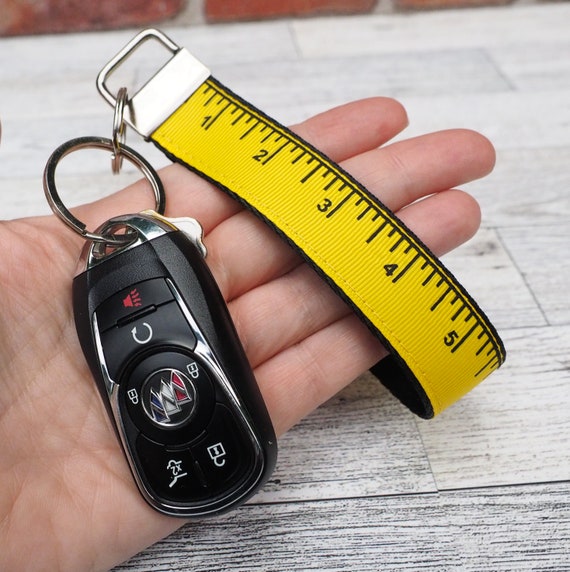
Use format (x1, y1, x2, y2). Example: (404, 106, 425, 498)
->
(0, 97, 494, 571)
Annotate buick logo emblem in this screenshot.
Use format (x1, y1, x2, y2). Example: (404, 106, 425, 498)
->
(141, 368, 197, 428)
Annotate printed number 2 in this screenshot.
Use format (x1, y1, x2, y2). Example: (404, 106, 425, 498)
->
(253, 149, 269, 162)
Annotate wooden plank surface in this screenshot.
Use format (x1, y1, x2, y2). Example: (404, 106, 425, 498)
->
(0, 3, 568, 570)
(115, 483, 570, 571)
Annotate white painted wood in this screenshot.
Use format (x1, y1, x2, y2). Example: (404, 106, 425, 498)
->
(442, 227, 546, 330)
(417, 324, 570, 489)
(499, 225, 570, 326)
(395, 90, 570, 151)
(491, 42, 570, 91)
(114, 482, 570, 571)
(291, 4, 570, 58)
(0, 4, 568, 570)
(256, 374, 437, 503)
(468, 147, 570, 229)
(212, 48, 509, 109)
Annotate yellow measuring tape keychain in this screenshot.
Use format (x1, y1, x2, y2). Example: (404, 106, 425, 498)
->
(97, 29, 505, 419)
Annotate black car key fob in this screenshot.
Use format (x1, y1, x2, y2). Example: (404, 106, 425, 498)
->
(72, 210, 277, 517)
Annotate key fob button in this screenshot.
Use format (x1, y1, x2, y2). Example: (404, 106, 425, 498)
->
(135, 435, 208, 502)
(192, 405, 253, 490)
(96, 278, 174, 332)
(99, 301, 197, 380)
(123, 350, 215, 445)
(73, 216, 278, 516)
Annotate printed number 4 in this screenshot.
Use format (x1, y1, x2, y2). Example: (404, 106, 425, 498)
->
(384, 264, 398, 277)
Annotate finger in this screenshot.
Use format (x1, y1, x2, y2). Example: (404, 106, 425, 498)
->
(397, 189, 481, 255)
(231, 188, 480, 371)
(204, 210, 301, 301)
(257, 312, 386, 435)
(230, 262, 348, 365)
(290, 97, 408, 160)
(341, 128, 495, 212)
(206, 129, 489, 300)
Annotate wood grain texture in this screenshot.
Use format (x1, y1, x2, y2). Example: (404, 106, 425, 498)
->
(417, 324, 570, 489)
(256, 374, 437, 503)
(499, 226, 570, 326)
(114, 483, 570, 571)
(0, 3, 568, 570)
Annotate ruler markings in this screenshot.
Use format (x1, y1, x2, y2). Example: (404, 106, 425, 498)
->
(262, 141, 290, 165)
(367, 220, 388, 244)
(476, 338, 491, 356)
(181, 81, 506, 392)
(325, 190, 357, 219)
(204, 91, 217, 106)
(451, 322, 479, 353)
(389, 236, 405, 253)
(430, 286, 451, 312)
(324, 176, 339, 190)
(231, 110, 246, 125)
(357, 204, 373, 220)
(240, 119, 259, 140)
(451, 306, 466, 321)
(291, 149, 306, 164)
(201, 101, 230, 130)
(301, 163, 322, 183)
(392, 253, 421, 283)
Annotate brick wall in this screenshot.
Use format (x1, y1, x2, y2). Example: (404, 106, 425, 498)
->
(1, 0, 519, 37)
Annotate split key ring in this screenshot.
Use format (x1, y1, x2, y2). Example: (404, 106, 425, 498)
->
(43, 136, 166, 245)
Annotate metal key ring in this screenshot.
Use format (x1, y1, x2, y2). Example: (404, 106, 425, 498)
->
(43, 136, 166, 245)
(111, 87, 128, 174)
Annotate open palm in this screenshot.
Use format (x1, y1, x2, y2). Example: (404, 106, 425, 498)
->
(0, 98, 494, 571)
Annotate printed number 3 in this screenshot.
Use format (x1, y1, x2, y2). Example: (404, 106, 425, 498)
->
(318, 198, 332, 212)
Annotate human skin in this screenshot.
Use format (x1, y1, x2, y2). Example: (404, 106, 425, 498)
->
(0, 97, 493, 571)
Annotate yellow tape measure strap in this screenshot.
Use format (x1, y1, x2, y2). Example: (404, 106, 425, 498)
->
(150, 77, 505, 418)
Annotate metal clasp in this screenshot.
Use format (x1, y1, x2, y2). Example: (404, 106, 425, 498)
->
(96, 28, 210, 139)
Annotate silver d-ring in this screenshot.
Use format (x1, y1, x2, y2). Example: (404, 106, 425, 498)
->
(43, 135, 166, 245)
(111, 87, 128, 174)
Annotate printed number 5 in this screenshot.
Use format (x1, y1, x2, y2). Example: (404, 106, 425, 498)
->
(444, 330, 459, 346)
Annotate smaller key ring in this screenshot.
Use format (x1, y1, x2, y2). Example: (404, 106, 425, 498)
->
(111, 87, 128, 174)
(43, 136, 166, 245)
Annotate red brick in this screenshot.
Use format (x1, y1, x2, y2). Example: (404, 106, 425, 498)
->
(205, 0, 377, 22)
(395, 0, 511, 9)
(0, 0, 184, 37)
